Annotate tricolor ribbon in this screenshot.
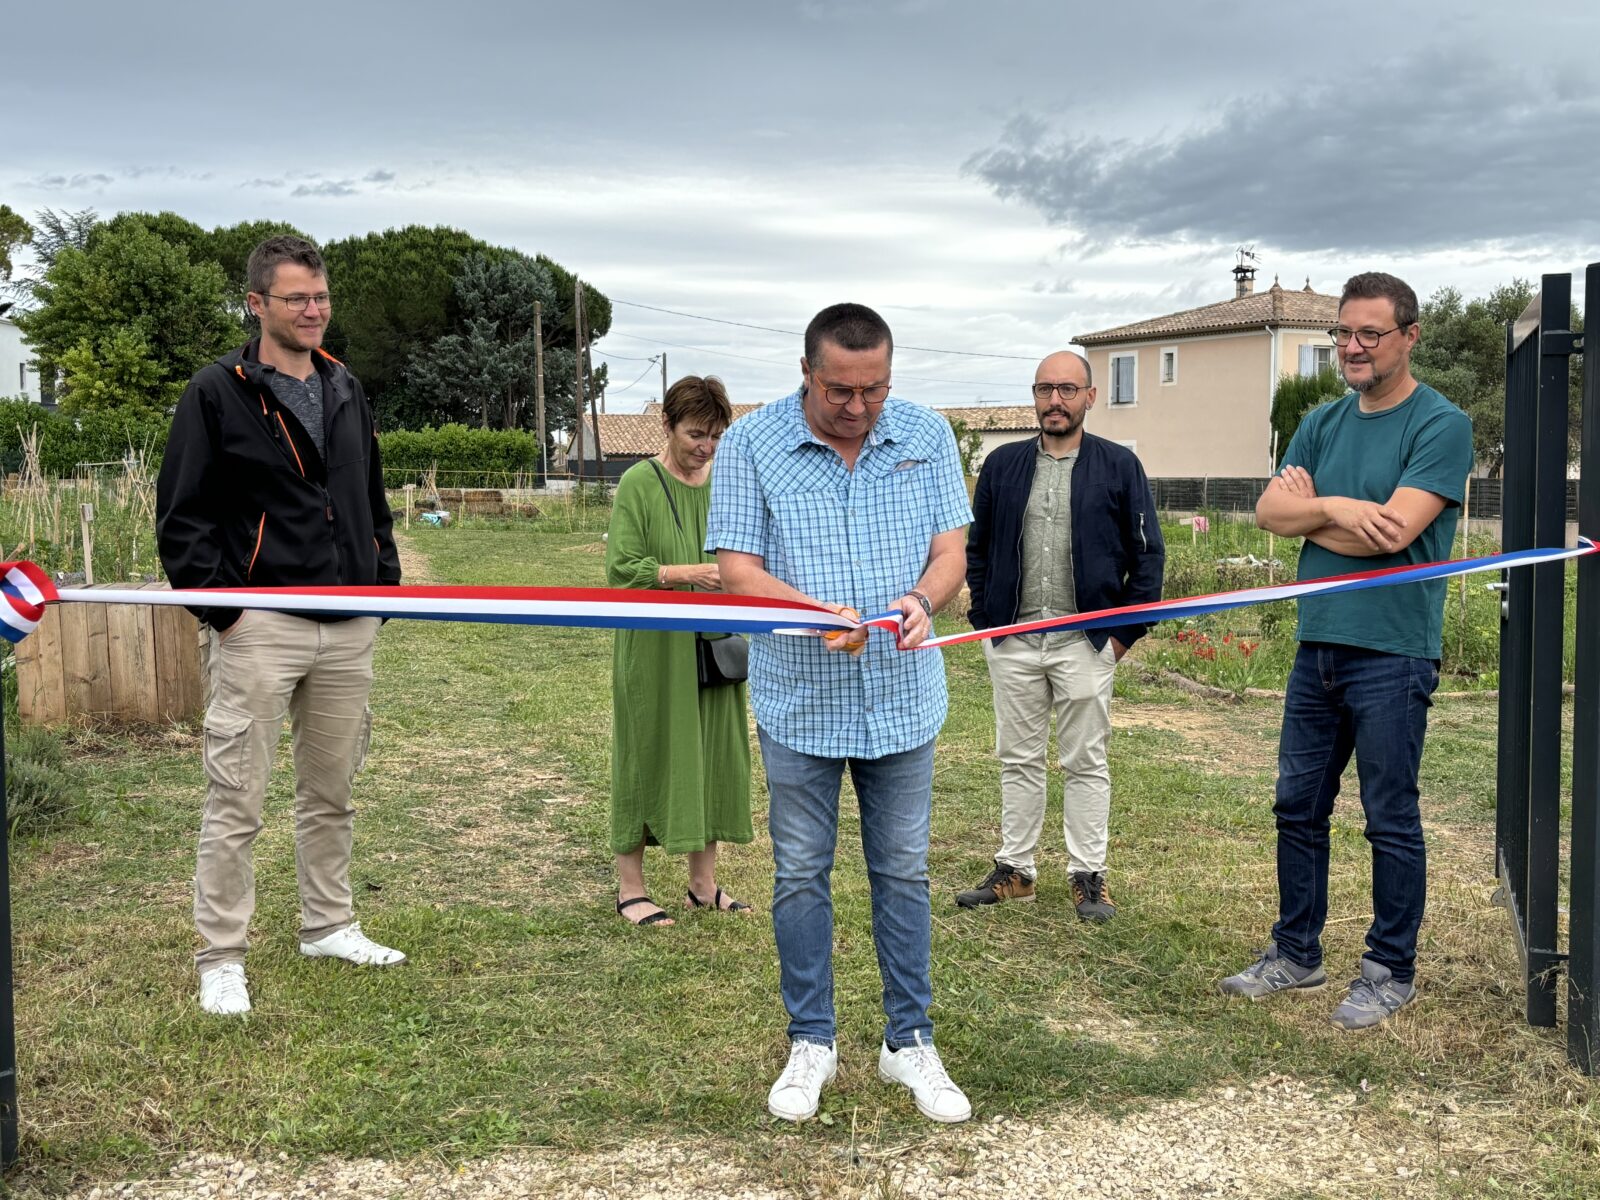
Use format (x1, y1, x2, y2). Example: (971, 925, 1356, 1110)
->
(1, 538, 1593, 648)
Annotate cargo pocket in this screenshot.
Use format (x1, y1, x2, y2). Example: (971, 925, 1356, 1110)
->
(350, 706, 374, 781)
(202, 707, 255, 792)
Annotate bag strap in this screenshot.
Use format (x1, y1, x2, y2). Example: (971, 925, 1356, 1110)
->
(646, 458, 684, 533)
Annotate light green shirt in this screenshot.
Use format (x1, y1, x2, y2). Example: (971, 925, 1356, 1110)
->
(1017, 443, 1080, 638)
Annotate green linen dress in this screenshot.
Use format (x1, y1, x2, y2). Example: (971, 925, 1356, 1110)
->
(606, 459, 752, 855)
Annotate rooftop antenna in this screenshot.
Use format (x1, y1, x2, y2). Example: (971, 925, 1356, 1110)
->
(1232, 246, 1262, 298)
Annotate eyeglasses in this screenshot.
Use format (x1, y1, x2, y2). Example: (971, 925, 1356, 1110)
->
(1032, 382, 1087, 401)
(262, 292, 333, 313)
(1328, 325, 1408, 349)
(812, 380, 890, 406)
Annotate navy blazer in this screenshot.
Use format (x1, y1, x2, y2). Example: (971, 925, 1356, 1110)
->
(965, 432, 1165, 650)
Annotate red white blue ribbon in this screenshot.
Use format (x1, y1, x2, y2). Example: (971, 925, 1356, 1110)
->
(3, 537, 1593, 648)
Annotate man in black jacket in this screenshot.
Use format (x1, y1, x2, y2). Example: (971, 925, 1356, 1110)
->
(958, 351, 1164, 921)
(157, 235, 404, 1016)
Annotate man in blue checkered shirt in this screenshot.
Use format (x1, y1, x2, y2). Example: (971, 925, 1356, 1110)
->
(706, 303, 974, 1124)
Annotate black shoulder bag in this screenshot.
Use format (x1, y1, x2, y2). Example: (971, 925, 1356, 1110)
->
(646, 460, 748, 688)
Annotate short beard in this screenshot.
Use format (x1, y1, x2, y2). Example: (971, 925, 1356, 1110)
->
(1038, 411, 1079, 435)
(1347, 362, 1393, 394)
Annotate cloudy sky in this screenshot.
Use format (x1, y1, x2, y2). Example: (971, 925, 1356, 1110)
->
(6, 1, 1598, 410)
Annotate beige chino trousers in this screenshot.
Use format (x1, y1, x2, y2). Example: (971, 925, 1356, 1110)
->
(983, 632, 1116, 879)
(195, 610, 379, 972)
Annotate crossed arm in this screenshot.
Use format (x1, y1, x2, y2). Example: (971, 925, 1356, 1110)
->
(1256, 466, 1448, 556)
(718, 526, 967, 651)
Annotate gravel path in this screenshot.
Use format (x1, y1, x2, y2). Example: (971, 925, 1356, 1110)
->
(52, 1075, 1470, 1199)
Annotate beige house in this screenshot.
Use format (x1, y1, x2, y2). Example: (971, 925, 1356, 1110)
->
(1075, 269, 1341, 478)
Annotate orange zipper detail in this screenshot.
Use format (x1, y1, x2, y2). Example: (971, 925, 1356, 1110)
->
(275, 412, 307, 476)
(247, 514, 266, 580)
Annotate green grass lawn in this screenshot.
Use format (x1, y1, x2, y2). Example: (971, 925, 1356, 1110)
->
(10, 520, 1599, 1197)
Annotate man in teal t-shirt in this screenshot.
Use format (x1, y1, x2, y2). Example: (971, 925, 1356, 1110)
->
(1220, 272, 1473, 1031)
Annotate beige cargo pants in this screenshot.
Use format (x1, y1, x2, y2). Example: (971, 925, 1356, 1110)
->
(195, 610, 379, 972)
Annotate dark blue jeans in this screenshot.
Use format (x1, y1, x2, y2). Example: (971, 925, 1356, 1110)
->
(1271, 643, 1439, 984)
(759, 728, 936, 1049)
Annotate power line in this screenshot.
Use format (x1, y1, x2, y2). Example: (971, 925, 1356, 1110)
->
(606, 331, 1024, 390)
(611, 298, 1037, 361)
(593, 350, 658, 363)
(608, 360, 659, 395)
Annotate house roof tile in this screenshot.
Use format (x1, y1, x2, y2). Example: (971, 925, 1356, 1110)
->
(1075, 282, 1340, 345)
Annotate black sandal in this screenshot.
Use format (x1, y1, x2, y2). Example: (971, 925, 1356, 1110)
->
(686, 887, 752, 913)
(617, 896, 673, 926)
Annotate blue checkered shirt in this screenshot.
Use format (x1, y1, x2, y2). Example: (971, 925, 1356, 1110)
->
(705, 390, 973, 759)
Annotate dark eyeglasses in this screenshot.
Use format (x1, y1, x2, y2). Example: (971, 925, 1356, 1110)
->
(813, 381, 890, 406)
(1032, 382, 1086, 401)
(1328, 325, 1408, 349)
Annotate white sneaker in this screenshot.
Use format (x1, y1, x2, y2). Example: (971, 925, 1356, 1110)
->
(299, 921, 406, 966)
(877, 1033, 971, 1123)
(766, 1039, 837, 1122)
(199, 962, 251, 1016)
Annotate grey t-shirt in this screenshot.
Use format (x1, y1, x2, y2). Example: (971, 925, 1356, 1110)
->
(266, 366, 326, 459)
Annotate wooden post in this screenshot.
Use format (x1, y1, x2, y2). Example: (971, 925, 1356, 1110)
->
(534, 300, 547, 484)
(80, 503, 94, 586)
(403, 483, 415, 530)
(573, 280, 586, 484)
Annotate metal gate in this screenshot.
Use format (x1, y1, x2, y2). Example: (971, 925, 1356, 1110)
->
(1495, 264, 1600, 1071)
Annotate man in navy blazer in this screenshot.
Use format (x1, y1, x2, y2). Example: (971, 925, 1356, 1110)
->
(959, 351, 1164, 921)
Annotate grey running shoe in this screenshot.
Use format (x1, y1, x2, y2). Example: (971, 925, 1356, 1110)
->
(1328, 958, 1416, 1030)
(1070, 871, 1116, 923)
(1218, 941, 1327, 1000)
(955, 862, 1036, 909)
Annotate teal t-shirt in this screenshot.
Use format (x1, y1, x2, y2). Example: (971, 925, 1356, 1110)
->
(1283, 382, 1473, 661)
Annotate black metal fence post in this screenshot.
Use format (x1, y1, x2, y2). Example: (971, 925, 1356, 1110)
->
(1497, 297, 1538, 986)
(1526, 274, 1575, 1027)
(1570, 261, 1600, 1072)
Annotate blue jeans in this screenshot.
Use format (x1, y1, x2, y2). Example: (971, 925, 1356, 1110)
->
(759, 728, 935, 1049)
(1272, 643, 1438, 984)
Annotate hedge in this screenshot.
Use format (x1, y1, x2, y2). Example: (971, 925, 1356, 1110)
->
(0, 403, 545, 485)
(0, 400, 170, 476)
(377, 424, 544, 485)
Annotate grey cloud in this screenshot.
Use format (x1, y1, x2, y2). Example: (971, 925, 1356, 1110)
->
(966, 53, 1600, 254)
(123, 166, 214, 181)
(240, 178, 286, 189)
(25, 172, 115, 190)
(291, 179, 360, 197)
(364, 169, 396, 183)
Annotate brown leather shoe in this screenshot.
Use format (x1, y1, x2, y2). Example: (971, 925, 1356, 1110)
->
(956, 862, 1036, 908)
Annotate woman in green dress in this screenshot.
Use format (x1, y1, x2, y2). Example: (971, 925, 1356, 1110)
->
(606, 375, 753, 927)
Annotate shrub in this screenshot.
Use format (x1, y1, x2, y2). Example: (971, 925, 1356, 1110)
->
(1269, 368, 1345, 465)
(379, 424, 544, 487)
(4, 724, 84, 836)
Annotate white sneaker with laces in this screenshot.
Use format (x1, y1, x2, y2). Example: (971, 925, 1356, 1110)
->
(877, 1032, 971, 1123)
(199, 962, 251, 1016)
(766, 1039, 837, 1122)
(299, 921, 406, 966)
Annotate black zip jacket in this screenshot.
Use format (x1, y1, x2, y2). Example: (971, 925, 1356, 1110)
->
(966, 431, 1165, 650)
(156, 340, 401, 631)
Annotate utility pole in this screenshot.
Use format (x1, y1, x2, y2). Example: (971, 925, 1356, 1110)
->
(533, 300, 547, 484)
(660, 352, 667, 405)
(573, 279, 586, 484)
(581, 286, 604, 468)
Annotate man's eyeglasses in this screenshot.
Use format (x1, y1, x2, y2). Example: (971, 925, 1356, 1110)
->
(1032, 382, 1086, 401)
(813, 381, 890, 406)
(262, 292, 333, 313)
(1328, 325, 1408, 349)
